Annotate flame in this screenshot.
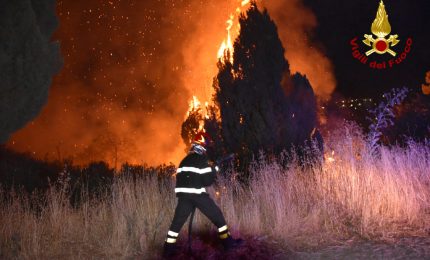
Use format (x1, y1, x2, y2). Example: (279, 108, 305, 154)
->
(325, 150, 335, 163)
(7, 0, 337, 167)
(217, 14, 235, 63)
(186, 95, 207, 131)
(189, 0, 254, 128)
(422, 71, 430, 95)
(241, 0, 250, 7)
(423, 85, 430, 95)
(204, 102, 210, 119)
(217, 1, 253, 63)
(190, 95, 201, 112)
(371, 0, 391, 38)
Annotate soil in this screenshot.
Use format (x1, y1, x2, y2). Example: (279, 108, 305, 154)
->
(146, 236, 430, 259)
(294, 237, 430, 260)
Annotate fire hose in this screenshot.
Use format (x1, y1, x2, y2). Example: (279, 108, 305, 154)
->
(187, 153, 235, 254)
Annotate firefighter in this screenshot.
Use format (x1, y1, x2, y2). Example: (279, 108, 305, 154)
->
(163, 132, 243, 257)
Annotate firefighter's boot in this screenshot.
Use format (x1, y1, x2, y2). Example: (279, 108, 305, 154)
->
(163, 241, 179, 258)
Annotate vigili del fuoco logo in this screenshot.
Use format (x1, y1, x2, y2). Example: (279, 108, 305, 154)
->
(350, 0, 413, 69)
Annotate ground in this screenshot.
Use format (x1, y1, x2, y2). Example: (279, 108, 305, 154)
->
(296, 236, 430, 260)
(143, 235, 430, 259)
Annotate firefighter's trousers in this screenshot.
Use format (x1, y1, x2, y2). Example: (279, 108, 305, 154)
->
(169, 193, 227, 233)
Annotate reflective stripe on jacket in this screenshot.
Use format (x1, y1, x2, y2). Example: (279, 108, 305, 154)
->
(175, 152, 217, 196)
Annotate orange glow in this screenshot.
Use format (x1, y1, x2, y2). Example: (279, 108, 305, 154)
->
(7, 0, 335, 167)
(261, 0, 336, 100)
(422, 71, 430, 95)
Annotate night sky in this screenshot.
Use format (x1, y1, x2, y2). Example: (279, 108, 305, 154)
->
(304, 0, 430, 98)
(6, 0, 430, 166)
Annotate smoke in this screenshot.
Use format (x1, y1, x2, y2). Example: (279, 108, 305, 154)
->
(7, 0, 335, 166)
(262, 0, 336, 100)
(0, 0, 62, 143)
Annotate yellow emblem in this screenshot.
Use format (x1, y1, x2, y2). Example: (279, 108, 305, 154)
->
(363, 0, 400, 56)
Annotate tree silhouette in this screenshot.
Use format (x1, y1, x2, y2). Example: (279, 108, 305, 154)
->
(285, 73, 318, 147)
(181, 2, 319, 169)
(203, 105, 225, 161)
(0, 0, 62, 143)
(214, 3, 291, 163)
(383, 91, 430, 145)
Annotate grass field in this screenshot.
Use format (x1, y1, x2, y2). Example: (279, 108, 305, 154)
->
(1, 124, 429, 259)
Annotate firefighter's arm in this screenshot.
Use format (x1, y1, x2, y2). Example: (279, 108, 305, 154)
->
(200, 160, 217, 186)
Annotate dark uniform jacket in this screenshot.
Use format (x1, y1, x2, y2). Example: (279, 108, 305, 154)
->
(175, 152, 218, 196)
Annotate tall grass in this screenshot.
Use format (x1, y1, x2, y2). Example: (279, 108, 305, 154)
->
(1, 124, 429, 258)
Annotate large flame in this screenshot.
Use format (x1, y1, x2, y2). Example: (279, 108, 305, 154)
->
(216, 0, 253, 63)
(371, 0, 391, 38)
(195, 0, 253, 128)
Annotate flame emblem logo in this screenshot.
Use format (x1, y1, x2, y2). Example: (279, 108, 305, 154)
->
(363, 0, 400, 56)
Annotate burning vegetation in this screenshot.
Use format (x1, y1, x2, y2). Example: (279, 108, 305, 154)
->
(422, 71, 430, 95)
(4, 0, 336, 167)
(1, 2, 430, 258)
(1, 120, 430, 258)
(182, 3, 320, 171)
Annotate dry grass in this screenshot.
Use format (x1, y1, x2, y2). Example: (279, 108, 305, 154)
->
(1, 125, 430, 259)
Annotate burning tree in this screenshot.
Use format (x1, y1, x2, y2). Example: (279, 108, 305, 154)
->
(182, 2, 318, 169)
(181, 96, 205, 151)
(214, 3, 290, 164)
(180, 96, 227, 162)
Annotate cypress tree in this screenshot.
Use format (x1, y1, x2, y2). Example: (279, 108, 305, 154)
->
(182, 2, 319, 169)
(213, 2, 292, 164)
